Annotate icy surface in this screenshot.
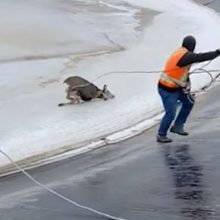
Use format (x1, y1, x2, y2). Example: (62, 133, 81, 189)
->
(0, 0, 220, 166)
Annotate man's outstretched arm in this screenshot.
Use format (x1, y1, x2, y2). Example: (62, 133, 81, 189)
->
(177, 49, 220, 67)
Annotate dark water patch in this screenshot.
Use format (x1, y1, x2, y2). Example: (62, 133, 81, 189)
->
(162, 144, 217, 219)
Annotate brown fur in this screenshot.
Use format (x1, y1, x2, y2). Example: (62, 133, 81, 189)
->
(58, 76, 114, 107)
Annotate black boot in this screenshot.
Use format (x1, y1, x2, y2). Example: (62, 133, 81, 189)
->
(170, 125, 188, 136)
(156, 135, 173, 143)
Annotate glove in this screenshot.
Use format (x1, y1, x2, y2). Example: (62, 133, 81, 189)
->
(216, 49, 220, 55)
(182, 81, 191, 94)
(187, 93, 195, 104)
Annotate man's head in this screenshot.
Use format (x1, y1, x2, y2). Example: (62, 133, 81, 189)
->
(182, 35, 196, 52)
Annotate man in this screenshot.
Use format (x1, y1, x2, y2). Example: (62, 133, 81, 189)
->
(157, 35, 220, 143)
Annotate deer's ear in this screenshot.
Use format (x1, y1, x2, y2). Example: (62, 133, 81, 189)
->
(103, 84, 107, 92)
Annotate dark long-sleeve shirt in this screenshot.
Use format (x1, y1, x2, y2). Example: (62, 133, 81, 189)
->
(159, 49, 219, 92)
(177, 50, 219, 67)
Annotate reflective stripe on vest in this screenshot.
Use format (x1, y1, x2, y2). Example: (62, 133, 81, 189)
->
(159, 47, 190, 88)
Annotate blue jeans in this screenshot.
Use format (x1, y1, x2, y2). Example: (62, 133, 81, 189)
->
(158, 87, 194, 136)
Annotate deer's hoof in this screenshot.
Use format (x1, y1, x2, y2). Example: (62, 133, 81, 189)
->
(58, 103, 64, 107)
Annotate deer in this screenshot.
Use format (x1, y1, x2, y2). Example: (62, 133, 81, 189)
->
(58, 76, 115, 107)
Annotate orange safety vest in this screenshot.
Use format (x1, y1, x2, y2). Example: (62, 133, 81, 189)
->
(159, 47, 190, 88)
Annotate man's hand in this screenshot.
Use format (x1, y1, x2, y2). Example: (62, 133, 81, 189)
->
(182, 81, 191, 94)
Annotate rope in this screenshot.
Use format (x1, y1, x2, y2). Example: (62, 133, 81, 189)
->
(64, 68, 220, 91)
(63, 58, 220, 91)
(0, 149, 127, 220)
(191, 68, 214, 90)
(189, 61, 220, 91)
(1, 61, 220, 220)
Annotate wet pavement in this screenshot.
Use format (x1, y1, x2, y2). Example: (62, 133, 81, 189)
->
(1, 2, 220, 220)
(194, 0, 220, 11)
(1, 87, 220, 220)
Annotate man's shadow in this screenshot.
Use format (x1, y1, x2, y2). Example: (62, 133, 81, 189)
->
(162, 144, 214, 219)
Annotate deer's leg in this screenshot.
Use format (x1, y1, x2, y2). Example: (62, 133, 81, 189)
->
(70, 90, 83, 104)
(58, 100, 75, 107)
(59, 90, 83, 107)
(65, 87, 75, 101)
